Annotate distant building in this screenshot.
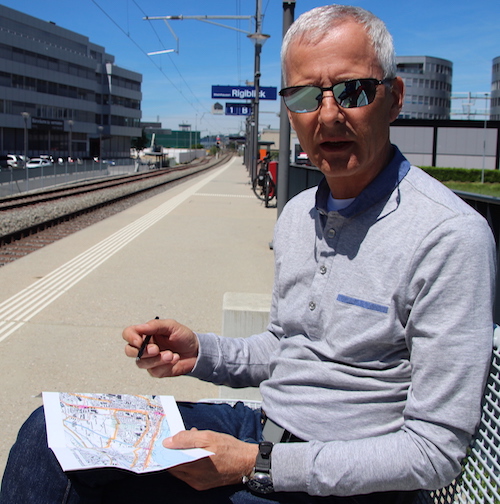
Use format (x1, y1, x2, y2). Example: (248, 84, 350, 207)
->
(0, 5, 142, 159)
(142, 125, 200, 149)
(396, 56, 452, 120)
(491, 56, 500, 121)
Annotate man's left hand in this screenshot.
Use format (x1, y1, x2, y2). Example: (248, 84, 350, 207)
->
(164, 429, 259, 490)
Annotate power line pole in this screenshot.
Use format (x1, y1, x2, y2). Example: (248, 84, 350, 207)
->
(277, 1, 296, 216)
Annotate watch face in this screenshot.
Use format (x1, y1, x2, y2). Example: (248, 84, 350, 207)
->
(246, 472, 274, 494)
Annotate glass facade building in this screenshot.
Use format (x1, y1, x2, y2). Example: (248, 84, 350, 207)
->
(0, 5, 142, 159)
(396, 56, 452, 120)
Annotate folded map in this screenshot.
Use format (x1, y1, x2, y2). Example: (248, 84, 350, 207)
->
(43, 392, 211, 473)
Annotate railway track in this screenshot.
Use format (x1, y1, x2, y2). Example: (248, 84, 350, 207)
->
(0, 154, 231, 267)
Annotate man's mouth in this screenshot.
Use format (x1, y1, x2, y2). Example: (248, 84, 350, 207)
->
(320, 140, 352, 151)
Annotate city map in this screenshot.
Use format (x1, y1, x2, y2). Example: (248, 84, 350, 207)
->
(43, 392, 211, 473)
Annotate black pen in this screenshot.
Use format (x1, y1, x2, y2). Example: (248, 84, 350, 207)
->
(136, 316, 159, 361)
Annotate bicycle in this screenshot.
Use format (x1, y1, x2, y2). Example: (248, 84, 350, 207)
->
(252, 156, 276, 208)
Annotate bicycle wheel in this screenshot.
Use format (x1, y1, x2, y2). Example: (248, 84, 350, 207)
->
(252, 174, 266, 201)
(264, 174, 276, 207)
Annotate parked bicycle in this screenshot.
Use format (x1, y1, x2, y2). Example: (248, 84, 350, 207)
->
(252, 156, 276, 208)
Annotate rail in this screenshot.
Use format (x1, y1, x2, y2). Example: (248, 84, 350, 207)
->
(0, 154, 231, 248)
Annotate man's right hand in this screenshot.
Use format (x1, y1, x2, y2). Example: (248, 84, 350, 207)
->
(123, 318, 199, 378)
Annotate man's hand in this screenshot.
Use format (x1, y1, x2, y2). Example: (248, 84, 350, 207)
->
(123, 318, 199, 378)
(164, 429, 259, 491)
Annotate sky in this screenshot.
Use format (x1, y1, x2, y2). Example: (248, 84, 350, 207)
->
(2, 0, 499, 136)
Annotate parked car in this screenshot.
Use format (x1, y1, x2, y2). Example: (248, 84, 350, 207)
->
(7, 154, 22, 168)
(26, 158, 53, 168)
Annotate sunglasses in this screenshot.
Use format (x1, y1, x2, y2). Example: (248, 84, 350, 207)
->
(279, 78, 391, 113)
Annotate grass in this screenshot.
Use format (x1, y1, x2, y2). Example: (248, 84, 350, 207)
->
(442, 181, 500, 198)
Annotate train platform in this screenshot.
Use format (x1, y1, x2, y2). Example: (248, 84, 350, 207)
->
(0, 155, 277, 476)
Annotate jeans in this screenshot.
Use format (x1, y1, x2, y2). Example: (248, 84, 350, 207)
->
(0, 402, 417, 504)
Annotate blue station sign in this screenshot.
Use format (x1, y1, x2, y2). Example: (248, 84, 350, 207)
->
(225, 103, 253, 116)
(212, 85, 277, 101)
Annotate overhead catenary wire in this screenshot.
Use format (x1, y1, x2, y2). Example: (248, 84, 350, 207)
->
(90, 0, 221, 134)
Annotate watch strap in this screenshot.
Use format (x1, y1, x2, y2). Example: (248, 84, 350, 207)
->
(255, 441, 273, 473)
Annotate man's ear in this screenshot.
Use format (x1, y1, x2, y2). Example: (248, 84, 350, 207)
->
(389, 77, 405, 123)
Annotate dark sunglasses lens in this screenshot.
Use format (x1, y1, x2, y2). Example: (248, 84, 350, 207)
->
(282, 86, 321, 113)
(281, 79, 380, 113)
(334, 79, 377, 108)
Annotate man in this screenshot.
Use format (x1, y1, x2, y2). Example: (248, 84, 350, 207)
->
(1, 5, 495, 504)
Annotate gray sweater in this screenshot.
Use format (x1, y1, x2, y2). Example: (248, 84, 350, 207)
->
(192, 147, 496, 496)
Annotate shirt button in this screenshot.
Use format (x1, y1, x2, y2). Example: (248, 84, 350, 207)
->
(327, 229, 336, 238)
(320, 265, 327, 275)
(309, 301, 316, 311)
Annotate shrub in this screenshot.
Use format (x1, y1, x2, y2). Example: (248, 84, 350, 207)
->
(420, 166, 500, 184)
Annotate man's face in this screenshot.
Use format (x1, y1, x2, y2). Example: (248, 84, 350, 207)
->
(284, 21, 404, 198)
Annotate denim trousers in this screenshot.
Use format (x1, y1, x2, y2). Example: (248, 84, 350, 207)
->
(0, 402, 417, 504)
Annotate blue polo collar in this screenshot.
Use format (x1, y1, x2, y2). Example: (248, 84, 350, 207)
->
(315, 145, 411, 218)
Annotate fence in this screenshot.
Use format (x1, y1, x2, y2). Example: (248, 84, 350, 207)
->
(0, 159, 135, 197)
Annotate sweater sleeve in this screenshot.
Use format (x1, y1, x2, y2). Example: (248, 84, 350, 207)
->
(188, 329, 280, 387)
(271, 213, 496, 495)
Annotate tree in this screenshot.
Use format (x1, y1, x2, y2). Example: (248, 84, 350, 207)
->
(131, 129, 149, 150)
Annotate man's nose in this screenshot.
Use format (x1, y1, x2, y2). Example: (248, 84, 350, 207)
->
(318, 91, 346, 124)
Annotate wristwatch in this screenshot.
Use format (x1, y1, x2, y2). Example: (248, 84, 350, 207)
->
(242, 441, 274, 494)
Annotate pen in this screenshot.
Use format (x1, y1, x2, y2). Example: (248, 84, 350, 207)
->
(136, 316, 159, 361)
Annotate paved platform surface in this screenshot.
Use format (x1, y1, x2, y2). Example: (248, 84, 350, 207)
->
(0, 156, 276, 477)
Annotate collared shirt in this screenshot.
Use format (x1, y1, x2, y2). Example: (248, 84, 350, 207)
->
(192, 147, 496, 496)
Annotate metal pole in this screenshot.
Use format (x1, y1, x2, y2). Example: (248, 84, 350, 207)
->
(277, 1, 296, 216)
(98, 126, 103, 176)
(251, 0, 263, 183)
(21, 112, 29, 192)
(68, 120, 73, 160)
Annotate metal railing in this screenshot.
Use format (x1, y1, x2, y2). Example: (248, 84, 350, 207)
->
(416, 342, 500, 503)
(0, 159, 136, 197)
(454, 191, 500, 325)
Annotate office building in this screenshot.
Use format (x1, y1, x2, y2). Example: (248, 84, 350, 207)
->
(396, 56, 452, 120)
(0, 5, 142, 159)
(491, 56, 500, 121)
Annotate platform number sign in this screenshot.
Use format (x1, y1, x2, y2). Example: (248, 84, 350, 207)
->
(225, 103, 252, 116)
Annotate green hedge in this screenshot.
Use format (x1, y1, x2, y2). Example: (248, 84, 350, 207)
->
(420, 166, 500, 183)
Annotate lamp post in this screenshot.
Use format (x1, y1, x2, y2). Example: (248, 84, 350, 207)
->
(66, 120, 74, 183)
(98, 126, 103, 174)
(248, 18, 269, 182)
(21, 112, 30, 191)
(68, 120, 74, 161)
(277, 1, 296, 216)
